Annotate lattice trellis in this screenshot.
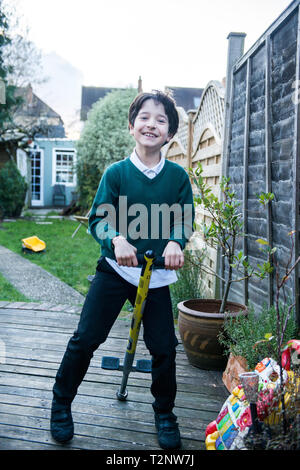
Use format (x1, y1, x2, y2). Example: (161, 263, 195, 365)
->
(192, 81, 225, 154)
(176, 107, 189, 152)
(190, 82, 225, 298)
(190, 127, 224, 298)
(164, 80, 226, 298)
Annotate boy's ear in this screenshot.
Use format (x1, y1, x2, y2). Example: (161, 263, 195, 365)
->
(163, 134, 173, 147)
(129, 123, 134, 135)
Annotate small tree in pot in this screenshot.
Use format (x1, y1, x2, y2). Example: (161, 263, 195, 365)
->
(190, 163, 273, 312)
(177, 162, 273, 370)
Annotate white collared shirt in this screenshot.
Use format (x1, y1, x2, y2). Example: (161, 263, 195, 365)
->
(130, 149, 165, 179)
(105, 150, 177, 288)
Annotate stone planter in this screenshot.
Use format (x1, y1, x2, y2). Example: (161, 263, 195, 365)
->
(177, 299, 247, 371)
(222, 353, 249, 393)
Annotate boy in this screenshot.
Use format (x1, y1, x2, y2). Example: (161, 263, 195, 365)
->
(50, 90, 194, 449)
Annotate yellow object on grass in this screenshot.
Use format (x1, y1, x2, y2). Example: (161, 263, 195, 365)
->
(22, 236, 46, 252)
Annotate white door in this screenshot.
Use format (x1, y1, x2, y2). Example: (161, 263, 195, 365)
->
(17, 149, 29, 205)
(30, 149, 44, 206)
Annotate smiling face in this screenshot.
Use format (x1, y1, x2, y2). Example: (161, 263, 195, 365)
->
(129, 99, 171, 153)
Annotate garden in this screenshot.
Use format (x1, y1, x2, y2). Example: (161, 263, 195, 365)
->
(0, 0, 300, 452)
(0, 74, 299, 452)
(1, 158, 299, 450)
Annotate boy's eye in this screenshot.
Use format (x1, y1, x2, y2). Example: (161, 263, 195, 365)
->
(138, 115, 167, 124)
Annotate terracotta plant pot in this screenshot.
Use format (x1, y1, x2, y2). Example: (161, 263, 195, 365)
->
(177, 299, 247, 371)
(222, 353, 249, 393)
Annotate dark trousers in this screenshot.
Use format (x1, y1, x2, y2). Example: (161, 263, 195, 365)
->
(53, 257, 178, 414)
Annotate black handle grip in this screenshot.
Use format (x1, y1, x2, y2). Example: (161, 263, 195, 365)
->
(136, 252, 165, 268)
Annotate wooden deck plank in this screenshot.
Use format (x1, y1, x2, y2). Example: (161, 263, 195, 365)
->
(0, 393, 218, 432)
(0, 373, 224, 415)
(1, 337, 225, 389)
(0, 363, 227, 398)
(0, 305, 228, 450)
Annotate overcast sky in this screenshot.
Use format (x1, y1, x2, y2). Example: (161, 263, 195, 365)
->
(16, 0, 293, 92)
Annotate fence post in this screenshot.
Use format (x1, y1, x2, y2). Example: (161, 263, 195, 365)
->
(222, 32, 247, 178)
(221, 32, 246, 299)
(187, 110, 196, 171)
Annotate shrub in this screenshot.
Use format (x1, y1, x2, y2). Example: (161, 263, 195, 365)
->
(170, 249, 204, 318)
(0, 160, 27, 218)
(218, 303, 299, 370)
(76, 88, 137, 211)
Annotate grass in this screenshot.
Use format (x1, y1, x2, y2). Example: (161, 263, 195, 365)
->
(0, 217, 100, 299)
(0, 272, 30, 302)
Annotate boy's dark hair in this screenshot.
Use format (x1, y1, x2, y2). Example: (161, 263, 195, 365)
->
(128, 90, 179, 137)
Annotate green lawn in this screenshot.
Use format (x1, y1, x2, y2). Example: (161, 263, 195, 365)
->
(0, 272, 30, 302)
(0, 217, 100, 298)
(0, 216, 178, 317)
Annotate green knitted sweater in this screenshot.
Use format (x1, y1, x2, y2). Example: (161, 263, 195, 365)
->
(89, 157, 194, 260)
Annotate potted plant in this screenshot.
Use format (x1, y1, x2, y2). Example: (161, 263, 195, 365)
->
(177, 163, 273, 370)
(244, 233, 300, 446)
(219, 303, 298, 391)
(221, 233, 300, 450)
(220, 231, 300, 395)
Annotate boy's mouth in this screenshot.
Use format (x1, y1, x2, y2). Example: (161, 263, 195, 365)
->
(143, 132, 157, 138)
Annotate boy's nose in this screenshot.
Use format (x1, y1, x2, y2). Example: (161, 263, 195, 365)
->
(147, 120, 156, 129)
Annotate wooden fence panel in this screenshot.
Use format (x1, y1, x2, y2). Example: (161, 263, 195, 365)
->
(224, 1, 300, 320)
(164, 2, 299, 322)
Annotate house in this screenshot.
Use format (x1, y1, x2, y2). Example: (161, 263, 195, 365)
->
(80, 86, 123, 121)
(80, 82, 204, 120)
(165, 86, 204, 112)
(0, 84, 66, 168)
(17, 138, 77, 208)
(0, 84, 77, 208)
(80, 78, 143, 121)
(14, 84, 66, 138)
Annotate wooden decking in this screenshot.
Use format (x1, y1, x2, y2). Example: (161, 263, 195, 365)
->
(0, 301, 229, 451)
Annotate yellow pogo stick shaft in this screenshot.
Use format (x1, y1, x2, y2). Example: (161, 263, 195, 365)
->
(117, 251, 155, 399)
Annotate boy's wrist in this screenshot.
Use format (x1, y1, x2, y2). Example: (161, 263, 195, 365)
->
(111, 235, 126, 249)
(167, 240, 182, 249)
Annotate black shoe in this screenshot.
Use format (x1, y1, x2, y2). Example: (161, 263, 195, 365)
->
(50, 399, 74, 443)
(155, 412, 181, 449)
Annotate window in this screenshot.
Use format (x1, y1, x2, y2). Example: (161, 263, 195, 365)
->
(53, 149, 76, 185)
(193, 97, 201, 108)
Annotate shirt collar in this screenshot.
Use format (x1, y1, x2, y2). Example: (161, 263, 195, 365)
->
(130, 150, 165, 176)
